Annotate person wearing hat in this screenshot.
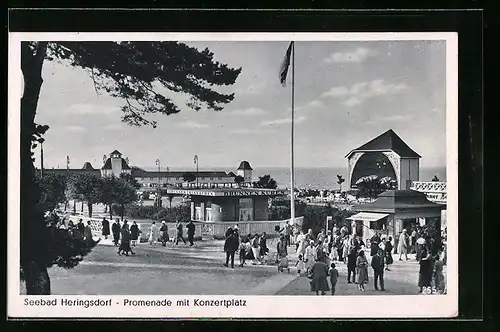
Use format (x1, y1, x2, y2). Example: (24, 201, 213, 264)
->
(225, 226, 233, 238)
(371, 248, 386, 291)
(149, 221, 160, 247)
(186, 220, 196, 246)
(305, 240, 316, 274)
(398, 229, 409, 261)
(112, 218, 121, 246)
(76, 218, 85, 239)
(101, 217, 110, 240)
(346, 241, 358, 284)
(160, 220, 169, 247)
(223, 229, 238, 268)
(175, 220, 186, 245)
(277, 234, 287, 259)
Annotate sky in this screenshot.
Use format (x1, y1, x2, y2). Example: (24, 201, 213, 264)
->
(34, 40, 447, 171)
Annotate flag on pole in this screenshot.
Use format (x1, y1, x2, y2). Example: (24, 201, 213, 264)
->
(279, 41, 294, 87)
(194, 155, 198, 164)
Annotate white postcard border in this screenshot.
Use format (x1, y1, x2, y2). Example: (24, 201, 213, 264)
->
(8, 32, 458, 319)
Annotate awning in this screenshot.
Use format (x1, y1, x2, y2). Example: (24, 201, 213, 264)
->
(346, 212, 389, 222)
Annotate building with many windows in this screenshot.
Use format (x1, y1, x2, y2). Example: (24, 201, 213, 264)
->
(43, 150, 254, 189)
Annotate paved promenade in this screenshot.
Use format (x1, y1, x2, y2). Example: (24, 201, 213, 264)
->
(20, 239, 444, 296)
(41, 240, 297, 295)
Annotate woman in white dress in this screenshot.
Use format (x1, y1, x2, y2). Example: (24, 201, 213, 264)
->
(149, 221, 160, 247)
(250, 234, 261, 264)
(296, 231, 306, 256)
(305, 241, 316, 273)
(342, 236, 351, 263)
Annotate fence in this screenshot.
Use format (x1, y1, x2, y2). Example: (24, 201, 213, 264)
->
(197, 217, 304, 239)
(65, 215, 304, 242)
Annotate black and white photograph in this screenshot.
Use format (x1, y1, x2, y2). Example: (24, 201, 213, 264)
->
(8, 32, 458, 318)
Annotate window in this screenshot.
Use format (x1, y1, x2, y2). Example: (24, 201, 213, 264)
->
(150, 177, 154, 180)
(238, 198, 253, 222)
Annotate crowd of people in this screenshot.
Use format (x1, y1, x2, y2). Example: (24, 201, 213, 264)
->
(221, 226, 274, 268)
(51, 209, 446, 295)
(50, 211, 99, 248)
(145, 220, 197, 247)
(54, 212, 199, 257)
(296, 226, 447, 295)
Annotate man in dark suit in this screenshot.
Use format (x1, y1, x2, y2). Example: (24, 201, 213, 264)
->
(224, 230, 239, 268)
(371, 248, 386, 291)
(186, 220, 196, 246)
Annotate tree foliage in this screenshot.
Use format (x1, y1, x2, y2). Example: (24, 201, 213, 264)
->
(253, 174, 278, 189)
(355, 175, 396, 199)
(120, 172, 141, 189)
(113, 181, 139, 221)
(336, 175, 345, 192)
(35, 172, 68, 212)
(268, 198, 355, 234)
(234, 175, 245, 185)
(69, 173, 102, 217)
(182, 173, 196, 183)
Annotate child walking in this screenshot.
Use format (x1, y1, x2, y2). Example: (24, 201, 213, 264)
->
(295, 254, 306, 276)
(238, 238, 247, 267)
(329, 244, 339, 263)
(329, 263, 339, 295)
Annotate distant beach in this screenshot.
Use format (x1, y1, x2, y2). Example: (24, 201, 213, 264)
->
(253, 166, 447, 190)
(141, 165, 447, 190)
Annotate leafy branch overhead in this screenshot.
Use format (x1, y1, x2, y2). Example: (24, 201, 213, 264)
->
(43, 41, 242, 128)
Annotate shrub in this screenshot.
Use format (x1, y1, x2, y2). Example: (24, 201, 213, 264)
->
(152, 205, 190, 223)
(112, 204, 160, 219)
(269, 199, 355, 235)
(113, 203, 191, 222)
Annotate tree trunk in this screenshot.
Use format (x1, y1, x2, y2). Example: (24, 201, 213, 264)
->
(20, 41, 50, 295)
(73, 200, 76, 214)
(121, 204, 124, 221)
(109, 204, 113, 220)
(88, 202, 93, 218)
(22, 261, 51, 295)
(81, 201, 84, 213)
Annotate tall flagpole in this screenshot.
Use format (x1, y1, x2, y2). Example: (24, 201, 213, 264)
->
(290, 42, 295, 226)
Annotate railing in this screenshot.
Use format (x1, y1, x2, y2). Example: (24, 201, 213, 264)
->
(410, 181, 447, 192)
(192, 217, 304, 239)
(64, 216, 205, 242)
(63, 215, 304, 242)
(410, 181, 447, 204)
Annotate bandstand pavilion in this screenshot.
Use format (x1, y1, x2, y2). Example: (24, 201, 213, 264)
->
(346, 129, 421, 190)
(344, 129, 446, 249)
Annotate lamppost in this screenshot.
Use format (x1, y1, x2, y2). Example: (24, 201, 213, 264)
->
(67, 156, 75, 213)
(166, 166, 169, 187)
(39, 138, 45, 178)
(155, 159, 161, 208)
(194, 155, 199, 188)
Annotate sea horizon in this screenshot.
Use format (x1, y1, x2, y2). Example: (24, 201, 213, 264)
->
(137, 165, 447, 190)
